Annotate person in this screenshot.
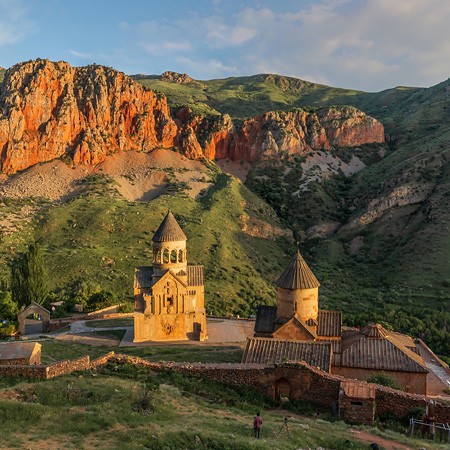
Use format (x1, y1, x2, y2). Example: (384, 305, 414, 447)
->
(253, 412, 262, 438)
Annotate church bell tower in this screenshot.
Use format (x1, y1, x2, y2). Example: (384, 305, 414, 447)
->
(276, 250, 320, 322)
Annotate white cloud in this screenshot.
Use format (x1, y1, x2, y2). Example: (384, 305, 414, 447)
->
(114, 0, 450, 90)
(140, 40, 192, 56)
(0, 0, 34, 46)
(70, 50, 93, 59)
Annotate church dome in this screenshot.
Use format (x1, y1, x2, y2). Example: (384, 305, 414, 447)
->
(152, 211, 187, 242)
(277, 250, 320, 290)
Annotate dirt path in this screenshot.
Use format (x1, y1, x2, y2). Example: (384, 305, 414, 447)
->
(350, 429, 412, 450)
(269, 409, 414, 449)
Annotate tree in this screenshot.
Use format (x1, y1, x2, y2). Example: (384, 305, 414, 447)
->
(10, 243, 48, 308)
(0, 289, 18, 321)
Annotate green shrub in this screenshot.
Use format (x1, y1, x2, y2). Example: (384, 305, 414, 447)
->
(367, 373, 400, 389)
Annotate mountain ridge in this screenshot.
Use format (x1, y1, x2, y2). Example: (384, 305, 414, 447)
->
(0, 59, 384, 175)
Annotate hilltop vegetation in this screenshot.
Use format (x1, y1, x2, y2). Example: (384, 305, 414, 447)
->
(0, 65, 448, 357)
(0, 154, 289, 317)
(135, 72, 450, 356)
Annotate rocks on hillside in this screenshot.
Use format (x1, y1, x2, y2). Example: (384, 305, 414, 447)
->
(161, 71, 194, 84)
(0, 59, 385, 175)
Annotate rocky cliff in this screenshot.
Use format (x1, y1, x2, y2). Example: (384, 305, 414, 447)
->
(0, 60, 384, 174)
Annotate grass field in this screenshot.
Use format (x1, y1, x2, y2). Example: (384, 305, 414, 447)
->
(85, 318, 134, 328)
(1, 364, 445, 450)
(40, 340, 244, 365)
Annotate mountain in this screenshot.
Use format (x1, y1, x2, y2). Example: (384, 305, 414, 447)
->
(0, 60, 383, 174)
(0, 61, 448, 357)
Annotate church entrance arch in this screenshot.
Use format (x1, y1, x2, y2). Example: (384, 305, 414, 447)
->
(18, 302, 51, 335)
(273, 377, 292, 403)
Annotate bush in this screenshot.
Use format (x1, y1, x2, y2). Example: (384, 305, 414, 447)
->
(0, 322, 17, 339)
(86, 290, 117, 312)
(132, 381, 158, 413)
(367, 373, 400, 390)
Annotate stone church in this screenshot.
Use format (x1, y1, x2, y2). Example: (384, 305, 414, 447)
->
(243, 250, 429, 394)
(133, 211, 207, 342)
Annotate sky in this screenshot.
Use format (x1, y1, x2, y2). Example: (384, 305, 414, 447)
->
(1, 0, 450, 92)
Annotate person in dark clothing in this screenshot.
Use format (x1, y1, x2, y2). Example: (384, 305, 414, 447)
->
(253, 412, 262, 438)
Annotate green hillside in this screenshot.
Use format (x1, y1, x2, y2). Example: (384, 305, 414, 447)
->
(0, 169, 290, 318)
(132, 72, 450, 356)
(134, 72, 420, 122)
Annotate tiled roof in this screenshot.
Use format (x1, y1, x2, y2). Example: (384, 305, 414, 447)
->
(276, 250, 320, 290)
(152, 211, 187, 242)
(317, 310, 342, 337)
(242, 338, 332, 372)
(339, 329, 428, 373)
(0, 342, 41, 361)
(274, 315, 318, 339)
(361, 323, 389, 338)
(134, 266, 153, 288)
(254, 305, 277, 333)
(340, 381, 376, 399)
(187, 265, 204, 286)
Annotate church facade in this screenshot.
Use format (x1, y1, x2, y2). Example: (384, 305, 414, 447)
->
(243, 250, 429, 395)
(133, 211, 207, 342)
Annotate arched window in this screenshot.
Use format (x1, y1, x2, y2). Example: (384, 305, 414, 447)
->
(163, 249, 169, 263)
(170, 249, 177, 263)
(156, 250, 161, 263)
(178, 249, 183, 262)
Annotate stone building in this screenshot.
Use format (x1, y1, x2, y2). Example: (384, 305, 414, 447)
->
(0, 342, 42, 365)
(338, 380, 376, 425)
(243, 250, 429, 394)
(133, 211, 207, 342)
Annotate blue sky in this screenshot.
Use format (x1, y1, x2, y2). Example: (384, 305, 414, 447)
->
(1, 0, 449, 91)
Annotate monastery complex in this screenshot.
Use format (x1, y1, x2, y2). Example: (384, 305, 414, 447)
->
(134, 212, 429, 395)
(243, 251, 429, 395)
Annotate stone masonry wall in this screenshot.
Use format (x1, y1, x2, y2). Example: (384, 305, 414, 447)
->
(46, 356, 90, 378)
(0, 355, 91, 379)
(0, 364, 48, 378)
(90, 352, 115, 369)
(106, 355, 450, 423)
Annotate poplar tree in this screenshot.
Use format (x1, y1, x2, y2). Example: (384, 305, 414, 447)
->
(10, 243, 48, 308)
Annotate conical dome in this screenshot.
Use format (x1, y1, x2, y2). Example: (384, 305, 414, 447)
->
(152, 211, 187, 242)
(276, 250, 320, 290)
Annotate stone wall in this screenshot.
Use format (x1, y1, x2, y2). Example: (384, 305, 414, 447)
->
(0, 364, 47, 378)
(375, 386, 450, 423)
(90, 352, 115, 369)
(339, 396, 375, 425)
(46, 356, 90, 378)
(0, 355, 91, 379)
(105, 354, 450, 423)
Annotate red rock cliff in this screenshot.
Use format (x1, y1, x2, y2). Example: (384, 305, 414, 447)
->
(0, 60, 385, 174)
(0, 60, 177, 174)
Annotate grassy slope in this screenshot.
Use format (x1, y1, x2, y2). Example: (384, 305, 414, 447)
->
(134, 73, 420, 120)
(0, 170, 289, 317)
(0, 359, 445, 450)
(135, 73, 450, 354)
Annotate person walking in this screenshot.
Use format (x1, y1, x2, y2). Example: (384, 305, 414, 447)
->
(253, 412, 262, 438)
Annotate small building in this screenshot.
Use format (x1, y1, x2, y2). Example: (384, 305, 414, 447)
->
(339, 380, 376, 425)
(0, 342, 42, 365)
(133, 211, 207, 342)
(17, 302, 51, 335)
(244, 249, 429, 394)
